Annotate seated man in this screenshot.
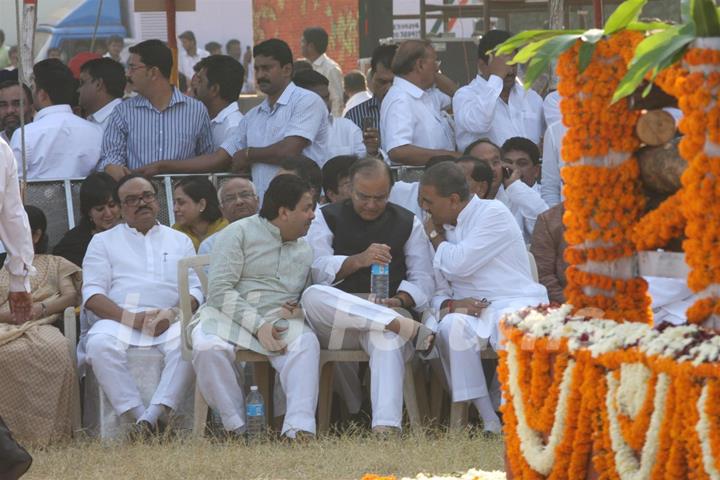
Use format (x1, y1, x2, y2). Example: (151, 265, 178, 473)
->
(190, 175, 320, 439)
(388, 154, 456, 220)
(198, 177, 258, 255)
(321, 155, 357, 204)
(302, 158, 435, 433)
(83, 174, 203, 435)
(455, 155, 494, 199)
(419, 162, 548, 433)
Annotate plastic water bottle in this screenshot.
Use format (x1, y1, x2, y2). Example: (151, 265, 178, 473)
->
(370, 263, 390, 300)
(245, 385, 266, 441)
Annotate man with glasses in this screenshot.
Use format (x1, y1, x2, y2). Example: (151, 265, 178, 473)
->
(380, 39, 459, 166)
(98, 39, 213, 180)
(302, 158, 435, 434)
(198, 177, 258, 255)
(82, 173, 203, 437)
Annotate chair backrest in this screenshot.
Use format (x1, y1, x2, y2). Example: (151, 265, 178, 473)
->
(177, 254, 211, 361)
(527, 251, 539, 283)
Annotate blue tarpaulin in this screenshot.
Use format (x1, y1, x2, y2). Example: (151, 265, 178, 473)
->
(38, 0, 127, 47)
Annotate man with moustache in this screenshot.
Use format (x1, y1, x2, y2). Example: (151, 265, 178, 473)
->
(453, 30, 545, 152)
(198, 177, 259, 255)
(0, 78, 33, 144)
(83, 174, 203, 436)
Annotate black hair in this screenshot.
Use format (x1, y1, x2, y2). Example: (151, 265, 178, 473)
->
(205, 41, 222, 53)
(391, 39, 431, 76)
(463, 137, 501, 155)
(303, 27, 329, 54)
(0, 30, 4, 45)
(174, 176, 223, 224)
(24, 205, 48, 254)
(322, 155, 357, 194)
(348, 157, 394, 187)
(477, 30, 513, 63)
(80, 57, 127, 99)
(33, 59, 77, 106)
(194, 55, 244, 103)
(344, 71, 366, 92)
(292, 69, 329, 89)
(370, 44, 398, 73)
(260, 174, 312, 221)
(79, 172, 118, 228)
(253, 39, 293, 68)
(226, 38, 240, 51)
(455, 155, 494, 184)
(113, 173, 158, 203)
(280, 156, 322, 197)
(129, 39, 173, 79)
(0, 80, 33, 106)
(421, 162, 470, 202)
(178, 31, 196, 43)
(501, 136, 541, 165)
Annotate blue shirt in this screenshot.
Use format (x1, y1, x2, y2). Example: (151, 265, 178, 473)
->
(98, 88, 213, 170)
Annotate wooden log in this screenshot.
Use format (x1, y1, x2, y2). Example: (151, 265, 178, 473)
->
(637, 138, 686, 195)
(636, 109, 677, 146)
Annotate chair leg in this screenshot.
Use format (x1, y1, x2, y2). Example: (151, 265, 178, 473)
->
(449, 402, 469, 431)
(403, 363, 421, 431)
(412, 359, 430, 422)
(317, 360, 336, 434)
(429, 360, 446, 425)
(192, 384, 209, 437)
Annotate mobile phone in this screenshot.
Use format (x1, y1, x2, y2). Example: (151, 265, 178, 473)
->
(362, 116, 376, 131)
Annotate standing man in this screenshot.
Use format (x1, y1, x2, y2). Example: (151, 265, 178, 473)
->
(77, 58, 126, 132)
(135, 39, 328, 203)
(345, 44, 397, 129)
(10, 59, 102, 179)
(191, 55, 244, 149)
(0, 80, 33, 144)
(178, 31, 209, 82)
(380, 40, 458, 166)
(103, 36, 127, 65)
(419, 162, 548, 434)
(198, 177, 259, 255)
(453, 30, 544, 151)
(226, 39, 254, 93)
(83, 174, 203, 435)
(99, 39, 213, 180)
(301, 27, 344, 117)
(342, 71, 371, 117)
(191, 175, 320, 439)
(0, 31, 9, 70)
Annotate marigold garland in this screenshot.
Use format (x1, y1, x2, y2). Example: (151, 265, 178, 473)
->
(631, 191, 686, 251)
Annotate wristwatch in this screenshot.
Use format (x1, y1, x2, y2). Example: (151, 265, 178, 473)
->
(429, 230, 439, 239)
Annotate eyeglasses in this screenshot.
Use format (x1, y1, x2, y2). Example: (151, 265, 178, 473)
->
(122, 191, 157, 207)
(221, 192, 257, 204)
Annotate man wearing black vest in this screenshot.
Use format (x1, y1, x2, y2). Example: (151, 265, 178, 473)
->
(302, 158, 435, 434)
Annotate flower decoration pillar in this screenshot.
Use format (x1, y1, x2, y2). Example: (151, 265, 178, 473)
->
(557, 31, 652, 324)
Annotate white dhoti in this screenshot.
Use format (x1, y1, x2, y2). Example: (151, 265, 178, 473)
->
(301, 285, 413, 429)
(191, 327, 320, 436)
(85, 321, 193, 416)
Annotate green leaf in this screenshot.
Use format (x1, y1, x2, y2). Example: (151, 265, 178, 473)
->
(692, 0, 720, 36)
(520, 34, 582, 89)
(494, 30, 582, 56)
(510, 37, 557, 64)
(626, 21, 673, 31)
(578, 42, 596, 73)
(631, 24, 687, 61)
(604, 0, 649, 34)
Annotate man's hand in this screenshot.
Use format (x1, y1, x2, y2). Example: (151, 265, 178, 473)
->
(502, 165, 522, 189)
(257, 322, 287, 353)
(355, 243, 392, 269)
(423, 216, 446, 250)
(143, 309, 175, 337)
(133, 161, 165, 177)
(8, 291, 32, 325)
(452, 298, 491, 317)
(280, 301, 301, 319)
(487, 53, 513, 79)
(105, 164, 131, 181)
(363, 128, 380, 157)
(231, 150, 251, 173)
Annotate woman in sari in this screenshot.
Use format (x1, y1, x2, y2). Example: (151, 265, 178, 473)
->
(0, 206, 82, 445)
(172, 176, 227, 251)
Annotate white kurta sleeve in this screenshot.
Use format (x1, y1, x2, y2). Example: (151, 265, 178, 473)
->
(0, 140, 34, 292)
(505, 180, 549, 239)
(452, 76, 503, 139)
(541, 122, 562, 208)
(82, 235, 111, 306)
(351, 121, 368, 158)
(398, 217, 435, 308)
(307, 211, 348, 285)
(380, 94, 414, 153)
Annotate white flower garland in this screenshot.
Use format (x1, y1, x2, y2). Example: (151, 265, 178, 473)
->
(402, 469, 507, 480)
(616, 363, 652, 419)
(506, 341, 576, 476)
(696, 384, 720, 480)
(605, 371, 670, 480)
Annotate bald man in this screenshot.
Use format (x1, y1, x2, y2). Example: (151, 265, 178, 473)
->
(198, 177, 259, 255)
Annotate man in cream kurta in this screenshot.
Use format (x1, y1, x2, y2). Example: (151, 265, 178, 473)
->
(83, 175, 203, 433)
(190, 175, 320, 438)
(419, 162, 548, 434)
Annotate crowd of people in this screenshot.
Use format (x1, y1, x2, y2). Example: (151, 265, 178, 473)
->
(0, 23, 602, 451)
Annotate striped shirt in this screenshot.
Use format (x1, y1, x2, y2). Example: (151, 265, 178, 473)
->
(98, 88, 213, 170)
(344, 96, 380, 130)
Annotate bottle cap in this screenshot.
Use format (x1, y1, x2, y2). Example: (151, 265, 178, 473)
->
(250, 385, 258, 391)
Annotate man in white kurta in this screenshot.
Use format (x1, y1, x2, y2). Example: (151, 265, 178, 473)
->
(190, 175, 320, 438)
(418, 162, 548, 433)
(83, 175, 203, 432)
(302, 159, 435, 431)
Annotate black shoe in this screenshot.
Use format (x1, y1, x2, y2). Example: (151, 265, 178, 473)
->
(0, 416, 32, 480)
(127, 420, 157, 443)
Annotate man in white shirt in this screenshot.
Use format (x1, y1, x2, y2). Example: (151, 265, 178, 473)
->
(321, 155, 356, 204)
(0, 79, 33, 144)
(77, 58, 125, 132)
(380, 40, 458, 166)
(136, 39, 329, 203)
(198, 177, 258, 255)
(453, 30, 544, 152)
(83, 174, 203, 435)
(419, 162, 548, 433)
(543, 90, 561, 127)
(302, 158, 435, 433)
(293, 69, 366, 161)
(541, 120, 567, 208)
(302, 27, 344, 117)
(103, 36, 127, 65)
(388, 155, 456, 220)
(342, 71, 372, 117)
(10, 59, 102, 179)
(178, 31, 209, 83)
(191, 55, 245, 149)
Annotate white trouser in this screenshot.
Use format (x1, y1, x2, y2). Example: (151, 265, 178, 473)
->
(85, 332, 193, 416)
(191, 327, 320, 436)
(436, 312, 491, 403)
(301, 285, 412, 429)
